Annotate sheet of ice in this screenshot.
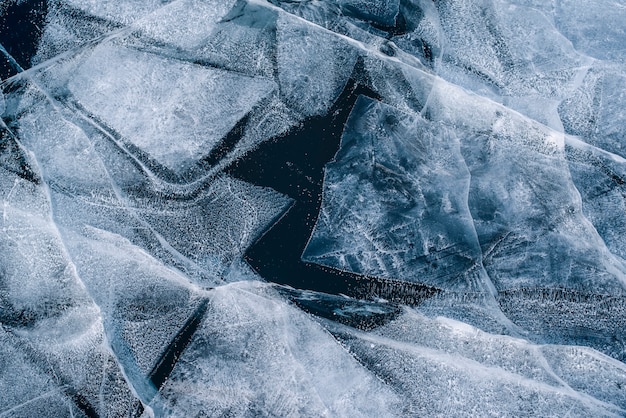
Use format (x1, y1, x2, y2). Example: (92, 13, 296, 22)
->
(541, 345, 626, 409)
(132, 0, 277, 78)
(302, 95, 489, 292)
(490, 1, 587, 95)
(3, 0, 626, 414)
(277, 12, 357, 117)
(131, 0, 236, 51)
(413, 77, 626, 294)
(498, 287, 626, 361)
(15, 81, 291, 281)
(0, 145, 139, 415)
(0, 328, 76, 416)
(554, 0, 626, 62)
(26, 0, 305, 184)
(460, 117, 624, 293)
(8, 84, 291, 406)
(0, 174, 90, 325)
(299, 47, 626, 354)
(68, 43, 276, 174)
(57, 225, 204, 392)
(565, 138, 626, 261)
(12, 304, 142, 416)
(62, 0, 174, 26)
(380, 0, 592, 130)
(14, 89, 175, 256)
(134, 176, 291, 277)
(559, 68, 626, 159)
(329, 308, 626, 416)
(14, 102, 201, 389)
(32, 2, 124, 65)
(148, 281, 402, 417)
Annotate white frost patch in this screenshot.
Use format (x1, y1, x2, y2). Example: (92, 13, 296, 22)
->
(69, 43, 276, 174)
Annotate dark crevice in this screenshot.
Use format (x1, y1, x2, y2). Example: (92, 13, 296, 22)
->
(132, 403, 145, 418)
(148, 298, 209, 390)
(379, 41, 397, 56)
(276, 285, 403, 331)
(0, 45, 22, 80)
(65, 387, 100, 418)
(199, 114, 250, 169)
(366, 9, 410, 38)
(351, 0, 428, 42)
(0, 0, 48, 73)
(0, 126, 41, 184)
(457, 61, 504, 90)
(226, 64, 440, 304)
(127, 42, 267, 79)
(422, 41, 432, 62)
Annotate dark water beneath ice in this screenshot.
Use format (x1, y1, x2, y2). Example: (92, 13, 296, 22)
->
(0, 0, 48, 79)
(0, 2, 436, 319)
(226, 70, 438, 304)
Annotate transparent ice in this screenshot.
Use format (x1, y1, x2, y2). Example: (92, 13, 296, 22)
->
(1, 0, 626, 416)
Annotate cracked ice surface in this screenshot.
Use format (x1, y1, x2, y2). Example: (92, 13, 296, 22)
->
(1, 0, 626, 416)
(69, 44, 277, 175)
(302, 96, 488, 292)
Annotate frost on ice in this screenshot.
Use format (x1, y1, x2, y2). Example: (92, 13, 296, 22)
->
(302, 96, 487, 292)
(69, 44, 277, 175)
(1, 0, 626, 416)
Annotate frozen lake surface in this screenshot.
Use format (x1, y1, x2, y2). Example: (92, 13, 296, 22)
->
(1, 0, 626, 416)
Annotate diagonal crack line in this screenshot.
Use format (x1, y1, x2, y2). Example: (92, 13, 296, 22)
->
(0, 42, 24, 73)
(31, 90, 220, 287)
(148, 298, 210, 391)
(0, 29, 129, 87)
(249, 0, 426, 69)
(256, 0, 576, 140)
(62, 97, 221, 199)
(3, 113, 152, 414)
(66, 121, 222, 284)
(0, 386, 68, 417)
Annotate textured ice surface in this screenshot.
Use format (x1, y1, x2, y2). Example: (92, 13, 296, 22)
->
(14, 79, 291, 280)
(131, 0, 237, 51)
(62, 0, 172, 26)
(330, 308, 626, 416)
(302, 96, 488, 291)
(2, 0, 626, 416)
(277, 13, 357, 117)
(560, 69, 626, 158)
(305, 82, 626, 294)
(566, 140, 626, 261)
(69, 44, 276, 174)
(0, 146, 139, 416)
(149, 282, 403, 417)
(554, 0, 626, 63)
